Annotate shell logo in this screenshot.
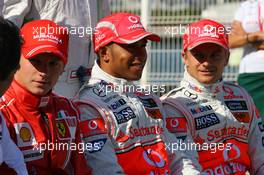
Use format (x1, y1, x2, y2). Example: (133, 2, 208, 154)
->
(19, 127, 31, 142)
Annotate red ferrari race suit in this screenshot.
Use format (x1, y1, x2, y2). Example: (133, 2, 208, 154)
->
(0, 80, 91, 175)
(161, 71, 264, 175)
(73, 61, 202, 175)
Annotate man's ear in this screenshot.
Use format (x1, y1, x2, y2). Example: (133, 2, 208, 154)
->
(99, 46, 110, 63)
(182, 51, 188, 66)
(60, 64, 65, 75)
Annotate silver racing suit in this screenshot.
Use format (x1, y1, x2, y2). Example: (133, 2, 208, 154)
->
(162, 71, 264, 175)
(73, 61, 202, 175)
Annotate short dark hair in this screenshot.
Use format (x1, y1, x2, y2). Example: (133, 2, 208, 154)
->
(0, 17, 22, 80)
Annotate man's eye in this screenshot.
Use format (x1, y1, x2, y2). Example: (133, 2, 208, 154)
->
(49, 61, 59, 66)
(30, 59, 41, 64)
(194, 53, 204, 60)
(211, 53, 222, 60)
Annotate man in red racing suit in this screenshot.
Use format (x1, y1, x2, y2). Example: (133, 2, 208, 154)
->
(74, 12, 202, 175)
(0, 20, 90, 175)
(162, 19, 264, 175)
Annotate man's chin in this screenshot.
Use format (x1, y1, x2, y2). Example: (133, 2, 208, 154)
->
(30, 88, 50, 96)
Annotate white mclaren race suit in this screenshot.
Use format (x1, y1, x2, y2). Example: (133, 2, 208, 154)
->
(73, 61, 202, 175)
(2, 0, 110, 98)
(161, 71, 264, 175)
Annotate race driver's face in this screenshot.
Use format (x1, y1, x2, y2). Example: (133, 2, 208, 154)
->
(184, 43, 229, 84)
(15, 53, 64, 96)
(100, 39, 147, 81)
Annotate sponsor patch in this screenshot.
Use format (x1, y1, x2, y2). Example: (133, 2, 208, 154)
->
(232, 112, 250, 123)
(184, 90, 198, 99)
(190, 105, 212, 115)
(225, 101, 248, 111)
(258, 121, 264, 132)
(207, 125, 249, 142)
(14, 122, 37, 147)
(20, 127, 31, 142)
(166, 117, 187, 133)
(103, 94, 119, 103)
(92, 86, 106, 97)
(129, 125, 164, 140)
(55, 119, 71, 140)
(195, 113, 220, 130)
(177, 135, 187, 141)
(80, 118, 107, 138)
(22, 149, 44, 162)
(114, 107, 136, 124)
(138, 97, 158, 108)
(223, 86, 243, 99)
(86, 138, 107, 153)
(57, 110, 69, 119)
(145, 109, 163, 119)
(109, 99, 126, 110)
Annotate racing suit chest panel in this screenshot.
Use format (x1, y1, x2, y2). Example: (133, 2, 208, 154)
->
(79, 83, 170, 174)
(0, 95, 78, 175)
(164, 83, 252, 174)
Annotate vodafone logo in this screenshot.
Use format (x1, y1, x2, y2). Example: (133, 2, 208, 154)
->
(223, 144, 241, 161)
(88, 120, 98, 130)
(128, 16, 139, 23)
(143, 149, 165, 168)
(170, 118, 179, 128)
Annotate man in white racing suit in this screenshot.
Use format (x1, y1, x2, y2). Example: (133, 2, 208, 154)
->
(2, 0, 110, 98)
(73, 12, 202, 174)
(162, 19, 264, 175)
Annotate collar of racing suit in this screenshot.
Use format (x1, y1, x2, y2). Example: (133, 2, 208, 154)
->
(181, 70, 224, 98)
(2, 80, 51, 108)
(89, 60, 134, 86)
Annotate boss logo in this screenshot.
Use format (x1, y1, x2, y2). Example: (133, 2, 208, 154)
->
(195, 113, 220, 130)
(114, 107, 136, 124)
(87, 138, 107, 153)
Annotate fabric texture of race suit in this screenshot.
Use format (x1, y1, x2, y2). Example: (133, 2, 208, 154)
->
(161, 70, 264, 175)
(0, 80, 91, 175)
(73, 61, 202, 175)
(0, 113, 28, 175)
(2, 0, 110, 98)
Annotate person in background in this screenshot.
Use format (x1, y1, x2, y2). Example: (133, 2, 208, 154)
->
(0, 16, 28, 175)
(73, 12, 202, 175)
(162, 19, 264, 174)
(2, 0, 110, 98)
(229, 0, 264, 117)
(0, 19, 90, 175)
